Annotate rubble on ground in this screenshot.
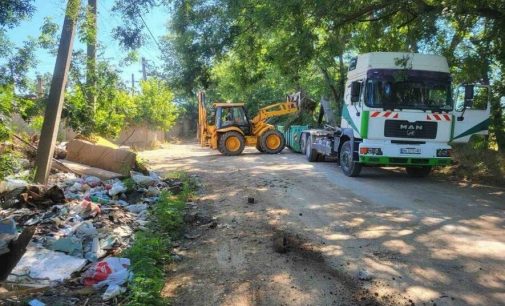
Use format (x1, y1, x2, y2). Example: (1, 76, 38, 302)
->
(0, 165, 183, 304)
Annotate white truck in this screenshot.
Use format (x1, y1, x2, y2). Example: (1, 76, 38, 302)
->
(300, 52, 491, 177)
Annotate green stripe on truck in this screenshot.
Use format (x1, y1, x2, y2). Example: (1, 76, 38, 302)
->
(360, 111, 369, 139)
(359, 156, 452, 166)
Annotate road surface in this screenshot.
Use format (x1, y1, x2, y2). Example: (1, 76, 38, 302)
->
(141, 143, 505, 306)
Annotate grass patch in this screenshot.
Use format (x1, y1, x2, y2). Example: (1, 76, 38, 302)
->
(123, 173, 194, 305)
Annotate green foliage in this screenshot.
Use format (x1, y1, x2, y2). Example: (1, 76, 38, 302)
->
(122, 177, 135, 192)
(124, 174, 194, 305)
(441, 139, 505, 186)
(123, 231, 170, 306)
(64, 57, 136, 137)
(160, 0, 505, 151)
(38, 17, 59, 54)
(134, 79, 179, 130)
(0, 0, 35, 28)
(0, 84, 13, 141)
(153, 191, 186, 234)
(0, 151, 22, 180)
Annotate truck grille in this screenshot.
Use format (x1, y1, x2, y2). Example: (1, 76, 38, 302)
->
(384, 120, 437, 139)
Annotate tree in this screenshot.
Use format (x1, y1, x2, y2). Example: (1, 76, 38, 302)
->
(133, 79, 179, 130)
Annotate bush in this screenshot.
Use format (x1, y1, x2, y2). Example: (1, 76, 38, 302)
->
(442, 136, 505, 186)
(133, 79, 179, 131)
(0, 151, 22, 180)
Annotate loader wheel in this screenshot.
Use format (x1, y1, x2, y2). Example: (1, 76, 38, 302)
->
(256, 143, 265, 153)
(260, 130, 285, 154)
(405, 166, 431, 178)
(340, 140, 362, 177)
(219, 131, 245, 156)
(305, 136, 319, 162)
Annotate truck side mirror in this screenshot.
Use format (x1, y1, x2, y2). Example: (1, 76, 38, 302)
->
(350, 81, 360, 103)
(464, 84, 474, 107)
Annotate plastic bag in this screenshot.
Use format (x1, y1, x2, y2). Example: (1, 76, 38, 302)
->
(126, 204, 148, 214)
(75, 221, 98, 238)
(74, 200, 101, 218)
(102, 284, 126, 300)
(82, 257, 130, 287)
(131, 172, 157, 186)
(84, 176, 102, 187)
(0, 178, 28, 193)
(109, 181, 127, 196)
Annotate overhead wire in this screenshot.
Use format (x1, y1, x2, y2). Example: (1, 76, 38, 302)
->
(137, 11, 164, 54)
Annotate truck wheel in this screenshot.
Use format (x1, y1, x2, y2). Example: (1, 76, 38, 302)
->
(300, 134, 307, 155)
(305, 137, 319, 162)
(260, 130, 285, 154)
(340, 141, 362, 177)
(405, 166, 432, 178)
(218, 131, 245, 156)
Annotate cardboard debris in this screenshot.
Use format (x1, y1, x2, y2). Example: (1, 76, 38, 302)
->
(56, 159, 123, 181)
(66, 139, 136, 176)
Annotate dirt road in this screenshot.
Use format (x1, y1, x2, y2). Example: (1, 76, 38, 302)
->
(141, 143, 505, 306)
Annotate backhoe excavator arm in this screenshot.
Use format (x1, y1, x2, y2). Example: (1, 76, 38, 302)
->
(251, 101, 298, 125)
(197, 92, 209, 146)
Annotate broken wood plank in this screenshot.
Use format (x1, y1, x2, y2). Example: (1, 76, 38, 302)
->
(0, 226, 36, 281)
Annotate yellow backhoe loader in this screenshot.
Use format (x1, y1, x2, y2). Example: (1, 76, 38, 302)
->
(197, 92, 299, 156)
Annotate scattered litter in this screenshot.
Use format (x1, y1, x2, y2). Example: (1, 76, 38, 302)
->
(10, 246, 87, 283)
(73, 200, 101, 218)
(28, 299, 46, 306)
(357, 269, 373, 281)
(82, 257, 131, 299)
(103, 284, 126, 300)
(84, 176, 102, 187)
(85, 237, 105, 262)
(184, 232, 201, 239)
(126, 203, 148, 214)
(113, 225, 133, 237)
(49, 236, 82, 256)
(0, 218, 18, 255)
(131, 172, 157, 186)
(1, 152, 183, 303)
(0, 218, 17, 234)
(75, 221, 98, 238)
(0, 178, 28, 194)
(109, 181, 127, 196)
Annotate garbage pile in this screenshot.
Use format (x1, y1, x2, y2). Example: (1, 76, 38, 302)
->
(0, 170, 182, 303)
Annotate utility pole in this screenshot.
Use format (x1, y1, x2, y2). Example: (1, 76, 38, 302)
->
(36, 76, 44, 98)
(86, 0, 97, 112)
(142, 57, 147, 81)
(35, 0, 80, 184)
(131, 73, 135, 95)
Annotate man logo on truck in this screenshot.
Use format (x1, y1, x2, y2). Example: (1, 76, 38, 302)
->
(400, 123, 424, 135)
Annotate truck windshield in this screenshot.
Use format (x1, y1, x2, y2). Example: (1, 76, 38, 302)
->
(365, 79, 452, 111)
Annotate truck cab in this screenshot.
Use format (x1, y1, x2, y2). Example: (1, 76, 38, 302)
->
(302, 52, 490, 177)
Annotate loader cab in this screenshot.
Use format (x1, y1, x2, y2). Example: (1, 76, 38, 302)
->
(214, 103, 252, 135)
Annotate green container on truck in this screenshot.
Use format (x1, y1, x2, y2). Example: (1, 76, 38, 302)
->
(278, 125, 309, 153)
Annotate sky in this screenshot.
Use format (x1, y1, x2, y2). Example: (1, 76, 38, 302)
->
(4, 0, 169, 89)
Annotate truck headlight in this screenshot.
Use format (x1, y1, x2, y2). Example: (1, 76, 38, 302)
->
(436, 149, 452, 157)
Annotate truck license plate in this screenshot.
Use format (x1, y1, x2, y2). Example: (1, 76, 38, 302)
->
(400, 148, 421, 154)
